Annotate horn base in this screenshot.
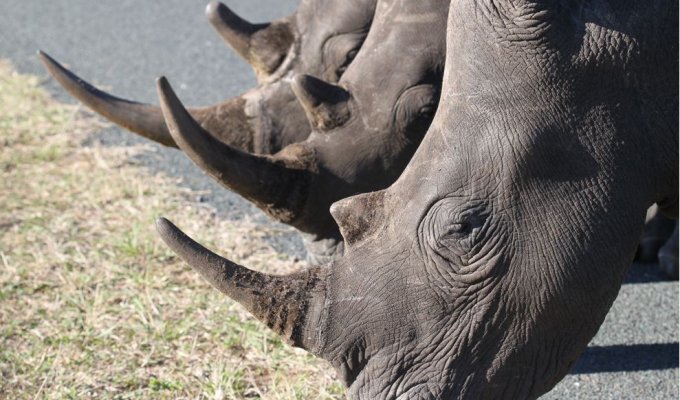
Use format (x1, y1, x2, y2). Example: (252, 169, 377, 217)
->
(155, 217, 328, 351)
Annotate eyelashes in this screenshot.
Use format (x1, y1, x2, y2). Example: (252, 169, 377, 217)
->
(322, 31, 367, 81)
(422, 199, 490, 265)
(336, 48, 359, 78)
(394, 84, 438, 139)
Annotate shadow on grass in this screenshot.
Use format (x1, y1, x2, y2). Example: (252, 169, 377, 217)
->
(571, 343, 679, 374)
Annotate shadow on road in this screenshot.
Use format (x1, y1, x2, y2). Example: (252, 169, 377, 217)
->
(571, 343, 679, 374)
(624, 262, 675, 284)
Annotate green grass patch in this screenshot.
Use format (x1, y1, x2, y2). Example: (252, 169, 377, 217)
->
(0, 60, 343, 399)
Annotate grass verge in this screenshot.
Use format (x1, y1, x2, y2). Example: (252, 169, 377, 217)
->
(0, 60, 344, 399)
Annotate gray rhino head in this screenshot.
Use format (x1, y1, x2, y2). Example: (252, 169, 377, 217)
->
(158, 0, 677, 398)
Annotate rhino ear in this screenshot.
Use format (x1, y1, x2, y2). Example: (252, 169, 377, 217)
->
(206, 1, 294, 76)
(291, 74, 351, 132)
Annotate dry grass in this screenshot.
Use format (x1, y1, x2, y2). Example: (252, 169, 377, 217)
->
(0, 61, 344, 399)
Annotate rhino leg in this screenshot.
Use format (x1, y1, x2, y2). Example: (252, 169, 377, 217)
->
(636, 204, 676, 262)
(658, 224, 679, 280)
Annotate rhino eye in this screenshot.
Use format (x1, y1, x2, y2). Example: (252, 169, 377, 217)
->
(445, 222, 471, 236)
(335, 48, 359, 77)
(435, 204, 489, 257)
(442, 213, 484, 241)
(395, 84, 438, 141)
(323, 31, 366, 81)
(419, 104, 436, 117)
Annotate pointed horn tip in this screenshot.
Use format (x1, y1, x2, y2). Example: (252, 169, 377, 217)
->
(291, 74, 348, 98)
(155, 217, 199, 255)
(35, 50, 93, 94)
(34, 51, 90, 96)
(155, 76, 195, 139)
(154, 76, 218, 164)
(155, 216, 171, 229)
(155, 217, 188, 254)
(36, 50, 61, 73)
(205, 1, 243, 27)
(290, 74, 319, 106)
(155, 76, 180, 114)
(205, 1, 225, 20)
(156, 76, 170, 91)
(154, 216, 230, 273)
(291, 74, 314, 90)
(155, 217, 178, 239)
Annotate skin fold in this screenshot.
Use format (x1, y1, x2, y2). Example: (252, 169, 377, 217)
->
(159, 0, 449, 264)
(158, 0, 677, 398)
(40, 0, 378, 154)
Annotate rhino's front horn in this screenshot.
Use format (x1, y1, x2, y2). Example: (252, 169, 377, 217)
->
(38, 51, 258, 152)
(291, 74, 351, 131)
(156, 217, 327, 349)
(157, 76, 313, 224)
(37, 50, 176, 147)
(206, 1, 294, 76)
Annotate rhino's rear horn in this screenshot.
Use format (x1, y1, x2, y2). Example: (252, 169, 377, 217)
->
(156, 217, 327, 350)
(291, 74, 351, 132)
(206, 2, 294, 75)
(330, 190, 386, 245)
(157, 76, 313, 224)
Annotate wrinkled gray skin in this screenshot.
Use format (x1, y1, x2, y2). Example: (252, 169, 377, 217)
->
(39, 0, 377, 154)
(157, 0, 677, 398)
(159, 0, 447, 264)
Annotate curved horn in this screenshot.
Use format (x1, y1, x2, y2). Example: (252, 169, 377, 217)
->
(291, 74, 350, 131)
(38, 51, 257, 152)
(37, 50, 176, 147)
(156, 217, 326, 349)
(156, 76, 313, 223)
(205, 2, 258, 63)
(206, 2, 293, 75)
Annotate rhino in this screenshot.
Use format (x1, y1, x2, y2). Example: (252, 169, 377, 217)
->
(38, 0, 377, 154)
(155, 0, 448, 263)
(157, 0, 678, 398)
(637, 205, 678, 277)
(40, 1, 678, 274)
(658, 225, 679, 279)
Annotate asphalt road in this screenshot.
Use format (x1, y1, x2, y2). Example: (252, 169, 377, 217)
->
(1, 1, 677, 398)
